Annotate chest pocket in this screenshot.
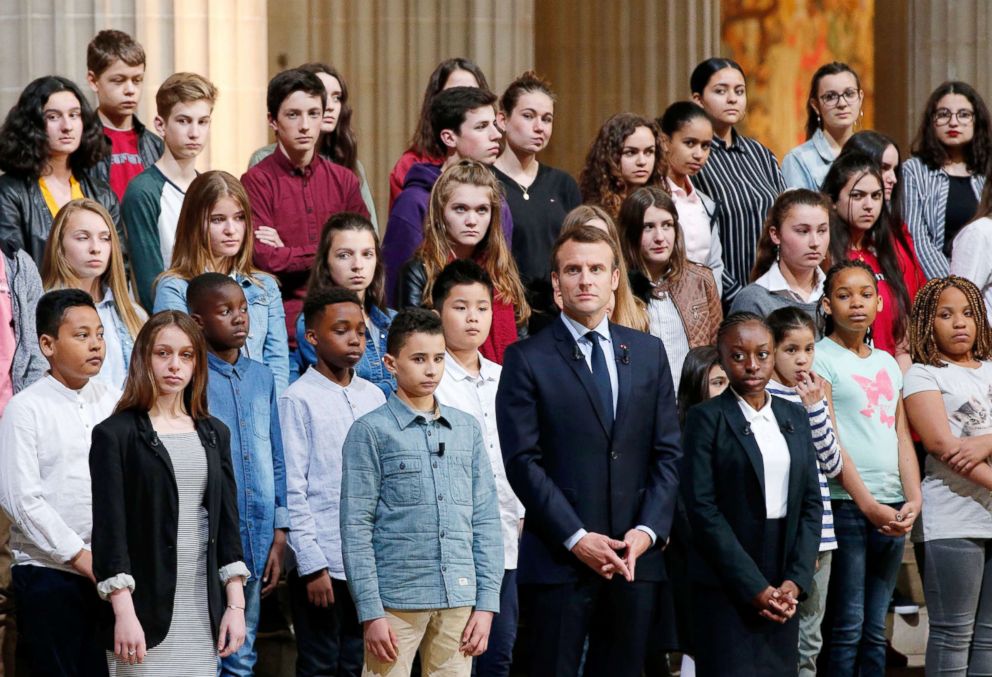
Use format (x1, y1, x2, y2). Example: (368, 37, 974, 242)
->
(382, 457, 422, 505)
(252, 400, 270, 441)
(448, 457, 473, 505)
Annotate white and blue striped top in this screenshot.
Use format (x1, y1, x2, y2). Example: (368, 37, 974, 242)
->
(768, 380, 842, 552)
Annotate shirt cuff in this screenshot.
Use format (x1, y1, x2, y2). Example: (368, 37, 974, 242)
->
(564, 528, 588, 551)
(54, 533, 87, 565)
(635, 525, 657, 546)
(97, 573, 136, 601)
(219, 561, 251, 585)
(355, 597, 386, 624)
(475, 589, 501, 614)
(273, 506, 291, 531)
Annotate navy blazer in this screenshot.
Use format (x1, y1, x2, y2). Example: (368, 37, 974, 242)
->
(682, 389, 823, 606)
(496, 317, 682, 584)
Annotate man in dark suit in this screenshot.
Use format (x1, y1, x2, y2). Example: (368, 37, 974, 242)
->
(496, 225, 682, 677)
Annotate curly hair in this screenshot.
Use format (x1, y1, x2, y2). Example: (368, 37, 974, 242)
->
(909, 276, 992, 367)
(418, 160, 530, 326)
(299, 63, 359, 173)
(579, 113, 665, 220)
(910, 81, 992, 175)
(822, 152, 912, 344)
(0, 76, 106, 179)
(408, 58, 490, 158)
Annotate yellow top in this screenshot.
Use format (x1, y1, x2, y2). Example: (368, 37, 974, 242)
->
(38, 175, 85, 218)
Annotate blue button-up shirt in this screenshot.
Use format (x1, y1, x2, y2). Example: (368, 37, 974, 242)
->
(206, 352, 289, 578)
(341, 395, 503, 622)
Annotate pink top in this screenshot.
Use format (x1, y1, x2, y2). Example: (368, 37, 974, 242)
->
(0, 254, 16, 416)
(668, 177, 713, 266)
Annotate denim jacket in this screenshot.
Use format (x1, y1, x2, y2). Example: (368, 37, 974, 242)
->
(206, 353, 289, 579)
(296, 303, 396, 397)
(341, 395, 503, 622)
(155, 272, 290, 393)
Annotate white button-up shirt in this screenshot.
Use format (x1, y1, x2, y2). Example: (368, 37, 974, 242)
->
(734, 389, 791, 519)
(754, 261, 825, 305)
(0, 375, 120, 573)
(436, 351, 525, 570)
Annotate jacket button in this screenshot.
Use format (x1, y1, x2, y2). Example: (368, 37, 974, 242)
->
(610, 450, 619, 460)
(399, 462, 405, 470)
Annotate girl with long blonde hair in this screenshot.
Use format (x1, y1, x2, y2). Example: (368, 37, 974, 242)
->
(41, 198, 146, 390)
(397, 159, 529, 363)
(153, 170, 289, 391)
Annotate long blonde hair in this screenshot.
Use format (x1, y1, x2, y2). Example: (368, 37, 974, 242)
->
(157, 170, 264, 288)
(41, 198, 144, 337)
(561, 205, 649, 332)
(419, 160, 530, 326)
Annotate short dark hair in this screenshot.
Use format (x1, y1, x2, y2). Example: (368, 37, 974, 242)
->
(266, 69, 326, 119)
(431, 259, 494, 310)
(429, 87, 497, 151)
(36, 289, 96, 339)
(550, 224, 620, 273)
(387, 307, 443, 356)
(186, 273, 242, 316)
(303, 286, 362, 329)
(86, 29, 145, 76)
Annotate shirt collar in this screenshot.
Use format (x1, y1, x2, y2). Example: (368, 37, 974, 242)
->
(753, 262, 825, 303)
(94, 284, 116, 309)
(43, 373, 95, 402)
(731, 387, 775, 423)
(206, 351, 247, 378)
(272, 144, 316, 177)
(560, 311, 611, 344)
(386, 392, 453, 430)
(810, 128, 835, 164)
(443, 351, 498, 383)
(667, 177, 698, 201)
(712, 128, 743, 152)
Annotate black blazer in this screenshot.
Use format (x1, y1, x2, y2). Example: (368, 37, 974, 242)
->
(682, 389, 823, 606)
(90, 410, 244, 651)
(496, 317, 682, 584)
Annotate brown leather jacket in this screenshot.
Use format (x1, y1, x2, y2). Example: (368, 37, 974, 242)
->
(630, 263, 722, 347)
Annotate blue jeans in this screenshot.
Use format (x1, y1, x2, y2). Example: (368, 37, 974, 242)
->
(219, 576, 262, 676)
(823, 500, 905, 677)
(473, 569, 518, 677)
(923, 538, 992, 676)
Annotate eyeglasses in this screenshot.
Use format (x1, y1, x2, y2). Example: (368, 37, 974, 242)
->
(819, 88, 860, 108)
(933, 108, 975, 125)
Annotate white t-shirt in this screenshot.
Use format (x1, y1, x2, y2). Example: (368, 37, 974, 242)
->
(904, 360, 992, 541)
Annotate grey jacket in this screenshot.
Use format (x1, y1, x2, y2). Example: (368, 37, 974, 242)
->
(2, 240, 46, 393)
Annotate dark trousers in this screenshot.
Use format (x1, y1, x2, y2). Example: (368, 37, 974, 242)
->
(288, 571, 363, 677)
(520, 575, 657, 677)
(11, 565, 107, 677)
(473, 569, 518, 677)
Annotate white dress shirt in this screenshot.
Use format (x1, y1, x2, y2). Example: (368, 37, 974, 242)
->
(734, 389, 791, 519)
(0, 375, 120, 573)
(558, 312, 657, 549)
(435, 351, 525, 570)
(753, 261, 825, 305)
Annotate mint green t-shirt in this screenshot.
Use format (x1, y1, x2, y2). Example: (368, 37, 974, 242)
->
(814, 337, 905, 503)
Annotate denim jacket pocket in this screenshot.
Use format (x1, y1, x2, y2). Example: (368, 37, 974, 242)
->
(382, 457, 423, 505)
(448, 457, 473, 505)
(251, 399, 271, 441)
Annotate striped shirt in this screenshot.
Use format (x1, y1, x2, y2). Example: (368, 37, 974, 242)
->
(692, 130, 785, 302)
(768, 380, 842, 551)
(901, 156, 984, 279)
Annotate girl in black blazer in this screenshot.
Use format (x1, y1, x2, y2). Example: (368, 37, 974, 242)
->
(682, 312, 823, 676)
(90, 310, 247, 674)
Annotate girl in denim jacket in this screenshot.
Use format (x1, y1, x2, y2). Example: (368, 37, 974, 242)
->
(295, 212, 396, 396)
(41, 198, 146, 391)
(153, 171, 290, 393)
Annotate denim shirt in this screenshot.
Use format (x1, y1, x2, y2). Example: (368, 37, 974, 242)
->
(341, 395, 503, 622)
(155, 273, 290, 393)
(206, 352, 289, 579)
(93, 285, 142, 391)
(296, 303, 396, 397)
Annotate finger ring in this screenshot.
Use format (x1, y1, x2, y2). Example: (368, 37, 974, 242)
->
(128, 649, 136, 656)
(895, 513, 903, 521)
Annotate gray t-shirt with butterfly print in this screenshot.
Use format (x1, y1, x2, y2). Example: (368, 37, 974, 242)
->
(904, 360, 992, 542)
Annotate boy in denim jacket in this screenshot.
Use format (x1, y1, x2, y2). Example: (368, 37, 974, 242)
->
(341, 307, 502, 677)
(188, 273, 288, 677)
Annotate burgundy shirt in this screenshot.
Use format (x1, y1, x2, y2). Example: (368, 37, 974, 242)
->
(242, 149, 368, 348)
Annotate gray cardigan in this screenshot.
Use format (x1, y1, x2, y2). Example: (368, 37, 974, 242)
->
(2, 241, 46, 393)
(729, 283, 820, 325)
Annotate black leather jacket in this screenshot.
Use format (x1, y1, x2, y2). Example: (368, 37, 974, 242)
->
(0, 171, 121, 265)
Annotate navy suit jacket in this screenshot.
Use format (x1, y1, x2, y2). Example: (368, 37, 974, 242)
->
(682, 389, 823, 606)
(496, 317, 682, 584)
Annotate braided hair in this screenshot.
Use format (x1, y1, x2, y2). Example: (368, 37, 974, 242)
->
(817, 259, 878, 341)
(909, 276, 992, 367)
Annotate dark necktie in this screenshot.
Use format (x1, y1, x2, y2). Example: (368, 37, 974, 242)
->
(585, 331, 614, 426)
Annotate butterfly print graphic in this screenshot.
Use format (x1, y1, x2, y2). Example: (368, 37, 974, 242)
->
(853, 369, 896, 428)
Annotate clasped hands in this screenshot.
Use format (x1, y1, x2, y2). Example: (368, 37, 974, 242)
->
(752, 580, 800, 624)
(572, 529, 652, 581)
